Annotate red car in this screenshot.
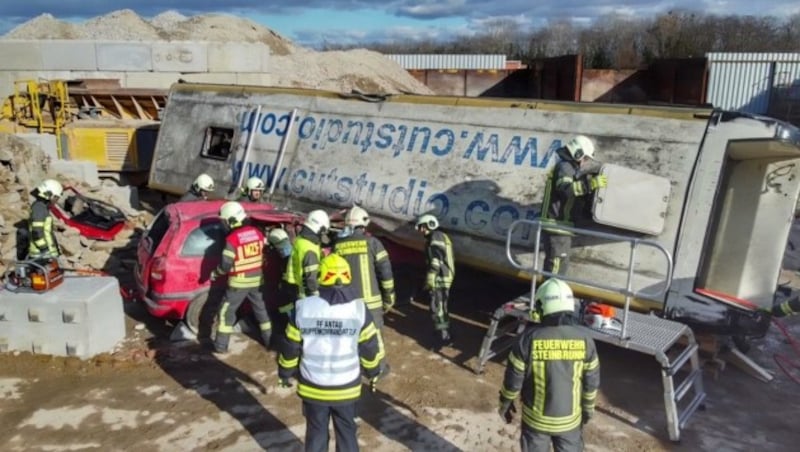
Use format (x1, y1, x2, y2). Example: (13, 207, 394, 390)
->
(135, 200, 303, 334)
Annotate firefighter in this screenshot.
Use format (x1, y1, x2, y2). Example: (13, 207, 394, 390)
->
(415, 213, 455, 346)
(278, 253, 385, 452)
(541, 135, 606, 275)
(28, 179, 63, 258)
(279, 209, 330, 316)
(265, 227, 293, 334)
(180, 173, 215, 201)
(239, 176, 266, 202)
(334, 206, 395, 375)
(498, 278, 600, 452)
(211, 201, 273, 353)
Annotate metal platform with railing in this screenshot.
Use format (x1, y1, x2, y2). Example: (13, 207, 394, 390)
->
(475, 219, 706, 442)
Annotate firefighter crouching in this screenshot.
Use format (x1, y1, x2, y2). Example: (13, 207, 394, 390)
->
(180, 173, 216, 201)
(28, 179, 63, 259)
(415, 214, 455, 346)
(278, 253, 385, 452)
(498, 278, 600, 452)
(280, 209, 330, 316)
(211, 201, 274, 353)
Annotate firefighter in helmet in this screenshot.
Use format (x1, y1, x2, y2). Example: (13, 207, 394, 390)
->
(279, 209, 330, 316)
(264, 227, 293, 334)
(211, 201, 273, 353)
(278, 253, 385, 452)
(28, 179, 63, 258)
(498, 278, 600, 452)
(239, 176, 267, 203)
(541, 135, 606, 275)
(180, 173, 215, 201)
(773, 296, 800, 318)
(416, 213, 455, 347)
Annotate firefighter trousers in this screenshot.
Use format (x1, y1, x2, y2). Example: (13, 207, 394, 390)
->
(303, 400, 359, 452)
(214, 286, 272, 352)
(369, 307, 390, 375)
(521, 426, 583, 452)
(543, 232, 571, 276)
(430, 287, 451, 339)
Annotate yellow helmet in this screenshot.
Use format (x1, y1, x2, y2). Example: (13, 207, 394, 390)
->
(318, 253, 352, 287)
(535, 278, 576, 316)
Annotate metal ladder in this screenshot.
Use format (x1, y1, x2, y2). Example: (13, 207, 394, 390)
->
(475, 220, 706, 442)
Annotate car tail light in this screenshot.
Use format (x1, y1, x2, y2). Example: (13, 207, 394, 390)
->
(150, 257, 166, 281)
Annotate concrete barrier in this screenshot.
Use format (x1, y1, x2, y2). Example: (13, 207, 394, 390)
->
(14, 133, 58, 160)
(208, 42, 267, 73)
(180, 72, 239, 84)
(0, 41, 44, 71)
(124, 72, 182, 89)
(151, 42, 208, 73)
(40, 40, 97, 71)
(0, 276, 125, 359)
(96, 42, 153, 72)
(49, 159, 101, 187)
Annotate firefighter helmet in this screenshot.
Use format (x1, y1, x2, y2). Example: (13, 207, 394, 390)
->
(37, 179, 63, 199)
(192, 173, 216, 192)
(267, 228, 289, 246)
(220, 201, 246, 226)
(318, 253, 352, 287)
(535, 278, 576, 317)
(304, 209, 330, 234)
(565, 135, 595, 161)
(345, 205, 370, 228)
(415, 214, 439, 231)
(246, 177, 265, 193)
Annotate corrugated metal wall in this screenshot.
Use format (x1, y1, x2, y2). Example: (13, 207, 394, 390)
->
(706, 52, 800, 114)
(385, 54, 506, 70)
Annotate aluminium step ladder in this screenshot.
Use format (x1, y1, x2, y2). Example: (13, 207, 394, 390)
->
(475, 219, 706, 442)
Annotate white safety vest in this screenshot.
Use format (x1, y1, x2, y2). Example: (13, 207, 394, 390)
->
(295, 295, 367, 387)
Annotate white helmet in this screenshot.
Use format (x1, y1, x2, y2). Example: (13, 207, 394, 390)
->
(415, 214, 439, 231)
(220, 201, 247, 226)
(345, 206, 370, 228)
(535, 278, 576, 317)
(37, 179, 63, 199)
(192, 173, 215, 192)
(246, 176, 265, 192)
(565, 135, 595, 161)
(267, 228, 289, 246)
(304, 209, 330, 234)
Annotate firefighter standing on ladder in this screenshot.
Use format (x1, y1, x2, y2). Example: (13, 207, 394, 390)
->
(334, 206, 396, 375)
(27, 179, 63, 259)
(416, 213, 455, 347)
(541, 135, 606, 275)
(278, 253, 385, 452)
(211, 201, 273, 353)
(498, 278, 600, 452)
(280, 210, 330, 316)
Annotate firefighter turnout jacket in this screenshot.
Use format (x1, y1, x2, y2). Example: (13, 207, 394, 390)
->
(541, 147, 598, 230)
(214, 225, 265, 289)
(334, 230, 395, 311)
(500, 319, 600, 433)
(28, 198, 59, 257)
(283, 227, 322, 300)
(425, 230, 455, 289)
(278, 293, 385, 404)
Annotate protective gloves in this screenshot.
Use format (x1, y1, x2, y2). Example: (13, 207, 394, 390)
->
(589, 174, 608, 191)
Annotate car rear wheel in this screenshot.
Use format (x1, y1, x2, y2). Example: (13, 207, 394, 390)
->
(185, 291, 219, 339)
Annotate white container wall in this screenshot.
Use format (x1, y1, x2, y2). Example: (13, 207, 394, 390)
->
(706, 52, 800, 114)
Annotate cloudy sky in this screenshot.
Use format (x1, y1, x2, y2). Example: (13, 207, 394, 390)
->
(2, 0, 799, 47)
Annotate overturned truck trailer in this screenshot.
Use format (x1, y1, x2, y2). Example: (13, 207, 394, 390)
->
(150, 83, 800, 341)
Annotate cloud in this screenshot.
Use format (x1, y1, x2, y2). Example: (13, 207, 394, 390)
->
(393, 0, 469, 19)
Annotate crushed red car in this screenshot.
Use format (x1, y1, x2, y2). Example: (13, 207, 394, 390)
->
(50, 186, 127, 241)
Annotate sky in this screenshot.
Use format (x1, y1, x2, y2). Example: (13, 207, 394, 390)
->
(1, 0, 799, 48)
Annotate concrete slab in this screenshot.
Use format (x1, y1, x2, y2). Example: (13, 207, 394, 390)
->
(0, 276, 125, 359)
(208, 42, 266, 73)
(124, 72, 181, 89)
(15, 133, 58, 160)
(181, 72, 239, 84)
(40, 40, 97, 71)
(236, 73, 273, 87)
(96, 42, 153, 72)
(0, 41, 44, 71)
(49, 159, 101, 188)
(0, 70, 73, 98)
(151, 42, 208, 73)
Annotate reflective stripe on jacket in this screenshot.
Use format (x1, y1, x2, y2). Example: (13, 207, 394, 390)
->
(215, 225, 264, 289)
(334, 231, 395, 311)
(425, 230, 454, 289)
(283, 228, 321, 298)
(28, 199, 58, 256)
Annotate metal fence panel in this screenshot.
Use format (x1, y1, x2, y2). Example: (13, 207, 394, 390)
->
(385, 54, 506, 70)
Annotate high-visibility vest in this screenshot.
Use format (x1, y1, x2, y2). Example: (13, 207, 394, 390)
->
(223, 225, 264, 289)
(284, 236, 320, 296)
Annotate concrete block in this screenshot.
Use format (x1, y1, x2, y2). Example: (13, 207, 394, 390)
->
(98, 185, 141, 212)
(124, 72, 181, 89)
(151, 41, 208, 73)
(0, 276, 125, 359)
(208, 42, 268, 73)
(14, 133, 58, 160)
(236, 73, 273, 87)
(0, 71, 72, 98)
(96, 42, 152, 72)
(40, 40, 97, 71)
(0, 41, 44, 70)
(49, 159, 101, 187)
(180, 72, 239, 84)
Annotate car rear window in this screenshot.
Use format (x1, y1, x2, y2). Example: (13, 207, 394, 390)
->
(146, 210, 170, 253)
(181, 222, 227, 257)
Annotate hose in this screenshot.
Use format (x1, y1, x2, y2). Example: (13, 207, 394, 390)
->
(772, 318, 800, 386)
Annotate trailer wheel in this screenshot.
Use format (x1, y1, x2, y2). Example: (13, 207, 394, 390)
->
(186, 292, 218, 339)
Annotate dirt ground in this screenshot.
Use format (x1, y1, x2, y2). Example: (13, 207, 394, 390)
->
(2, 226, 800, 450)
